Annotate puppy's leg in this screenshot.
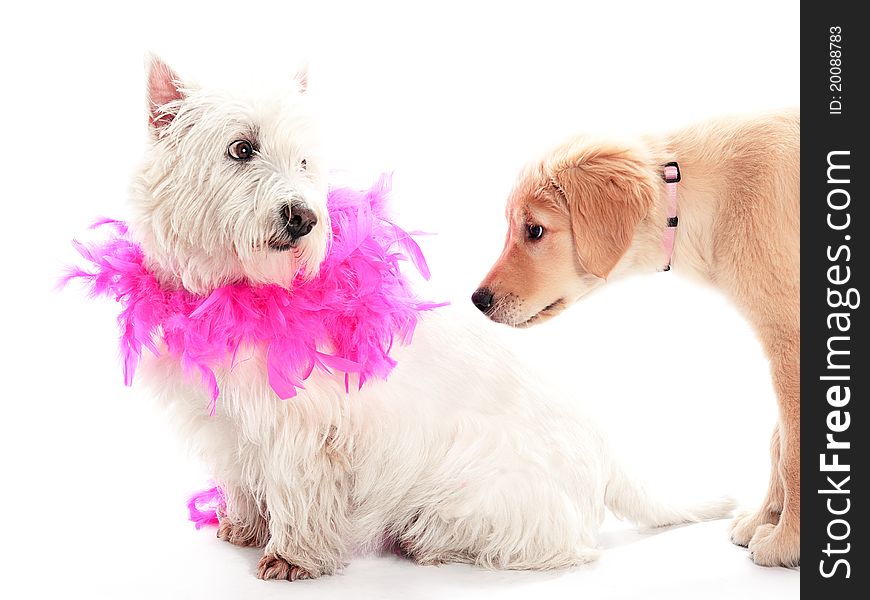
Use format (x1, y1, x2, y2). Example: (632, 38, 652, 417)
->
(729, 425, 784, 546)
(216, 482, 269, 548)
(256, 443, 352, 581)
(747, 334, 800, 567)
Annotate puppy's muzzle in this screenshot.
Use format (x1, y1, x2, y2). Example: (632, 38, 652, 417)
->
(281, 202, 318, 241)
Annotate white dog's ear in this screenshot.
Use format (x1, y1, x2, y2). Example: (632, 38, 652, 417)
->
(294, 63, 309, 94)
(146, 55, 185, 132)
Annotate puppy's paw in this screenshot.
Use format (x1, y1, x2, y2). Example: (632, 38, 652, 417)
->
(217, 518, 269, 548)
(729, 509, 779, 547)
(256, 553, 313, 581)
(748, 523, 800, 567)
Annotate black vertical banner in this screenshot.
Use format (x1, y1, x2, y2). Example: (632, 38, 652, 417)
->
(803, 3, 868, 597)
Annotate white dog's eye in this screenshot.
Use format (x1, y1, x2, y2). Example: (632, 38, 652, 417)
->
(300, 159, 307, 170)
(527, 224, 544, 240)
(228, 140, 255, 161)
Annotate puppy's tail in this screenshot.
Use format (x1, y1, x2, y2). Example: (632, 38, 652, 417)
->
(604, 464, 735, 528)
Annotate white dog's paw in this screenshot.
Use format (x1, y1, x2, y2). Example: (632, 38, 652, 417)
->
(217, 517, 269, 548)
(729, 509, 779, 547)
(398, 544, 448, 566)
(256, 553, 313, 581)
(748, 523, 800, 567)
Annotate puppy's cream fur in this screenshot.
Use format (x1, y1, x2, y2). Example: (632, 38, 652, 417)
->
(476, 110, 800, 567)
(133, 58, 734, 581)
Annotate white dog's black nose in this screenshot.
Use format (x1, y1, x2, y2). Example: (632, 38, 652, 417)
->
(283, 204, 318, 240)
(471, 288, 494, 312)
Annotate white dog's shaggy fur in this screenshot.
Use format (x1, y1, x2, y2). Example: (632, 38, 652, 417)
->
(132, 57, 733, 581)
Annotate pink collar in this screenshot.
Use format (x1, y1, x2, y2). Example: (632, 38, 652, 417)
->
(661, 161, 680, 271)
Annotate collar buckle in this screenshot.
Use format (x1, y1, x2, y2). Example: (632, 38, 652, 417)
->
(663, 161, 681, 183)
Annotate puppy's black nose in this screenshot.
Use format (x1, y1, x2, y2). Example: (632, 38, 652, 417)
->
(283, 204, 318, 240)
(471, 288, 494, 312)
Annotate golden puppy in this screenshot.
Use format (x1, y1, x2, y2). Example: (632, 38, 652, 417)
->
(474, 110, 799, 567)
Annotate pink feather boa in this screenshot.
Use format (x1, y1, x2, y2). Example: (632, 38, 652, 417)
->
(187, 485, 223, 529)
(64, 176, 444, 411)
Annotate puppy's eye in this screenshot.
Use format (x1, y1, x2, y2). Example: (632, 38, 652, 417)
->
(300, 159, 307, 170)
(527, 224, 545, 240)
(228, 140, 255, 161)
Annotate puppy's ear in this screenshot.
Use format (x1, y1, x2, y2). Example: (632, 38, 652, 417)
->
(294, 63, 309, 94)
(146, 55, 185, 133)
(551, 152, 656, 278)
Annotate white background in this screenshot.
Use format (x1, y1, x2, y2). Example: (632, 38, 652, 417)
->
(1, 1, 799, 598)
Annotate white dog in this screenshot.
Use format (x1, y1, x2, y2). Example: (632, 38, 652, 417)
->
(130, 57, 733, 581)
